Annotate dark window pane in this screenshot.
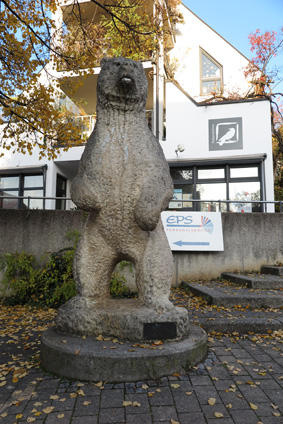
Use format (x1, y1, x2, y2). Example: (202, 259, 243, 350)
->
(0, 176, 19, 189)
(229, 182, 261, 212)
(0, 191, 18, 209)
(196, 183, 227, 212)
(198, 168, 225, 179)
(230, 167, 258, 178)
(169, 185, 194, 209)
(170, 169, 193, 182)
(23, 190, 44, 209)
(202, 54, 221, 78)
(24, 175, 43, 188)
(202, 80, 221, 94)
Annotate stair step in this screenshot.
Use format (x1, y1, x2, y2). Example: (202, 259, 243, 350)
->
(221, 272, 283, 290)
(184, 281, 283, 309)
(260, 265, 283, 276)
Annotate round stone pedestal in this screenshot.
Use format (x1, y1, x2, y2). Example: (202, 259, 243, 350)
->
(40, 325, 207, 382)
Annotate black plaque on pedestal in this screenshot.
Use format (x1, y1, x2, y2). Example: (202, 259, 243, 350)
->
(143, 322, 177, 340)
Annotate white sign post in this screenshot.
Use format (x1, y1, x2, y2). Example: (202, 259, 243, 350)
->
(161, 211, 224, 251)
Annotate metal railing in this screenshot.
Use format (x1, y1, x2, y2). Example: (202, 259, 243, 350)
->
(0, 195, 282, 212)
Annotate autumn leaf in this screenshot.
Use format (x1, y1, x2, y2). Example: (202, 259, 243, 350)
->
(43, 406, 54, 414)
(171, 420, 179, 424)
(214, 412, 224, 418)
(83, 401, 91, 406)
(132, 401, 141, 407)
(249, 403, 258, 410)
(58, 414, 65, 419)
(27, 418, 36, 423)
(123, 401, 132, 407)
(170, 384, 180, 389)
(96, 335, 104, 341)
(208, 398, 216, 406)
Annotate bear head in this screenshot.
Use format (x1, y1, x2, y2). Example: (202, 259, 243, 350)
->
(97, 57, 148, 112)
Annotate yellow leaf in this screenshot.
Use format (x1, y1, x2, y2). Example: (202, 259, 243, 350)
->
(171, 420, 179, 424)
(132, 401, 141, 407)
(83, 401, 91, 406)
(95, 381, 103, 387)
(226, 403, 232, 409)
(142, 384, 148, 389)
(1, 412, 8, 418)
(273, 412, 281, 417)
(148, 392, 155, 397)
(27, 418, 36, 423)
(70, 393, 78, 398)
(43, 406, 54, 414)
(214, 412, 224, 418)
(123, 401, 132, 407)
(77, 389, 85, 396)
(186, 391, 192, 396)
(50, 395, 59, 400)
(12, 377, 19, 383)
(0, 381, 7, 386)
(271, 403, 279, 409)
(208, 398, 216, 406)
(96, 335, 104, 341)
(16, 414, 23, 419)
(35, 412, 42, 416)
(170, 384, 180, 389)
(58, 414, 65, 419)
(249, 403, 258, 410)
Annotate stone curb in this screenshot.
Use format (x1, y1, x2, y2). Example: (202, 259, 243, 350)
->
(41, 324, 208, 383)
(185, 282, 283, 309)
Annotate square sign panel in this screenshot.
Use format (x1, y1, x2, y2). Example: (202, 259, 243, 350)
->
(209, 117, 243, 151)
(161, 211, 224, 251)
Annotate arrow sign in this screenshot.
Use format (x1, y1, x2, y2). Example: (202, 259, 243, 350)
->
(173, 241, 210, 247)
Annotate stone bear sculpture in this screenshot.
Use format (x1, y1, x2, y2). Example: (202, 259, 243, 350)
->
(70, 56, 175, 311)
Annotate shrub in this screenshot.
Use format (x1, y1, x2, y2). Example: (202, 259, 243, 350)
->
(0, 244, 136, 307)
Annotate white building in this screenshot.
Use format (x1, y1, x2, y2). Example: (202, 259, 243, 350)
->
(0, 1, 274, 212)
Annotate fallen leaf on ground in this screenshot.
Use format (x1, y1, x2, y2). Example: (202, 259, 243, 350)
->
(43, 406, 54, 414)
(214, 412, 224, 418)
(208, 398, 216, 405)
(132, 401, 141, 407)
(171, 384, 180, 389)
(249, 403, 258, 410)
(123, 401, 132, 407)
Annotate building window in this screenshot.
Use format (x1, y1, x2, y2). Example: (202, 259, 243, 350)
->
(169, 163, 262, 212)
(0, 173, 44, 209)
(200, 49, 223, 95)
(56, 175, 67, 210)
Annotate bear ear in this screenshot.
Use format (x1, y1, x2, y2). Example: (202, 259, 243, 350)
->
(100, 57, 110, 69)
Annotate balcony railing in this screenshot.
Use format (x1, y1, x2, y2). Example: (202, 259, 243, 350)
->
(0, 196, 281, 212)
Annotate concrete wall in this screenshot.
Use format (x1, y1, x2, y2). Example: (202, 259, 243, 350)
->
(1, 210, 283, 284)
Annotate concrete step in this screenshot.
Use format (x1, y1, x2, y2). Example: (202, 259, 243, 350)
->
(260, 265, 283, 276)
(221, 272, 283, 290)
(184, 281, 283, 309)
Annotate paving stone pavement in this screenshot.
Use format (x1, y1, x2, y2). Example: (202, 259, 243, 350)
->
(0, 301, 283, 423)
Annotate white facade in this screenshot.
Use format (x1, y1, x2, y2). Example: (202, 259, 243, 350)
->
(0, 2, 274, 212)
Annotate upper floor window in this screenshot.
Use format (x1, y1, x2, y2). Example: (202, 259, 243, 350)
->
(200, 49, 223, 95)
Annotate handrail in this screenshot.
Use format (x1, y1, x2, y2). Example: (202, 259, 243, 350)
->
(0, 195, 282, 212)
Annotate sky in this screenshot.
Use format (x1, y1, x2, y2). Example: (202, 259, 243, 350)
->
(182, 0, 283, 93)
